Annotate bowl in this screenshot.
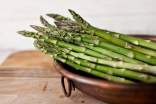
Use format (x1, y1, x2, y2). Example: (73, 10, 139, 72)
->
(55, 35, 156, 104)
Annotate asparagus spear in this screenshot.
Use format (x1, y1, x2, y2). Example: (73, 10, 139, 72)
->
(34, 40, 134, 84)
(46, 11, 156, 58)
(62, 54, 156, 83)
(44, 15, 156, 59)
(91, 27, 156, 51)
(46, 13, 72, 22)
(17, 30, 111, 60)
(46, 13, 81, 29)
(68, 9, 156, 54)
(56, 56, 134, 84)
(79, 35, 156, 65)
(40, 16, 55, 29)
(47, 13, 85, 33)
(31, 25, 143, 64)
(67, 52, 154, 75)
(30, 25, 156, 65)
(35, 39, 156, 76)
(54, 21, 156, 58)
(55, 48, 156, 76)
(34, 40, 156, 83)
(45, 14, 88, 33)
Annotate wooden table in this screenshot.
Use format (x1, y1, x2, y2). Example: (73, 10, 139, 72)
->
(0, 50, 106, 104)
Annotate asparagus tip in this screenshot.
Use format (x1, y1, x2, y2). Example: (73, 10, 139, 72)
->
(68, 9, 80, 18)
(40, 16, 55, 28)
(30, 25, 37, 29)
(40, 16, 48, 26)
(46, 13, 58, 18)
(17, 30, 33, 37)
(17, 30, 25, 35)
(54, 21, 60, 26)
(30, 25, 44, 32)
(40, 16, 45, 23)
(68, 9, 75, 15)
(40, 15, 44, 20)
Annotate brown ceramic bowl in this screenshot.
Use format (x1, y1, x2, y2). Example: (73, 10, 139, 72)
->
(55, 35, 156, 104)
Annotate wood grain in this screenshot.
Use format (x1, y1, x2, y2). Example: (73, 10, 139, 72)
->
(1, 50, 60, 77)
(1, 50, 54, 69)
(0, 50, 105, 104)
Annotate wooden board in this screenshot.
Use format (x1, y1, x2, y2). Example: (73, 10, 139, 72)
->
(1, 50, 59, 77)
(0, 50, 105, 104)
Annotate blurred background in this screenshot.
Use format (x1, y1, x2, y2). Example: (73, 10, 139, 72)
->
(0, 0, 156, 62)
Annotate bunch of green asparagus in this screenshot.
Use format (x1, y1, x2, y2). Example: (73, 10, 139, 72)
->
(18, 9, 156, 84)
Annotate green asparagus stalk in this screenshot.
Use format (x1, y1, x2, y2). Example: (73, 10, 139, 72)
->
(34, 40, 156, 76)
(56, 56, 134, 84)
(31, 25, 143, 64)
(30, 25, 82, 44)
(55, 48, 156, 76)
(67, 53, 154, 75)
(47, 13, 85, 33)
(45, 14, 156, 58)
(55, 21, 85, 33)
(79, 36, 156, 65)
(34, 40, 134, 84)
(62, 54, 156, 83)
(46, 13, 81, 29)
(34, 40, 156, 83)
(68, 9, 156, 51)
(30, 25, 156, 65)
(40, 16, 55, 29)
(46, 13, 72, 22)
(54, 21, 156, 58)
(91, 27, 156, 52)
(17, 30, 111, 60)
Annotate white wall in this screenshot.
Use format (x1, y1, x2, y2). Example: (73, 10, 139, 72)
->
(0, 0, 156, 50)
